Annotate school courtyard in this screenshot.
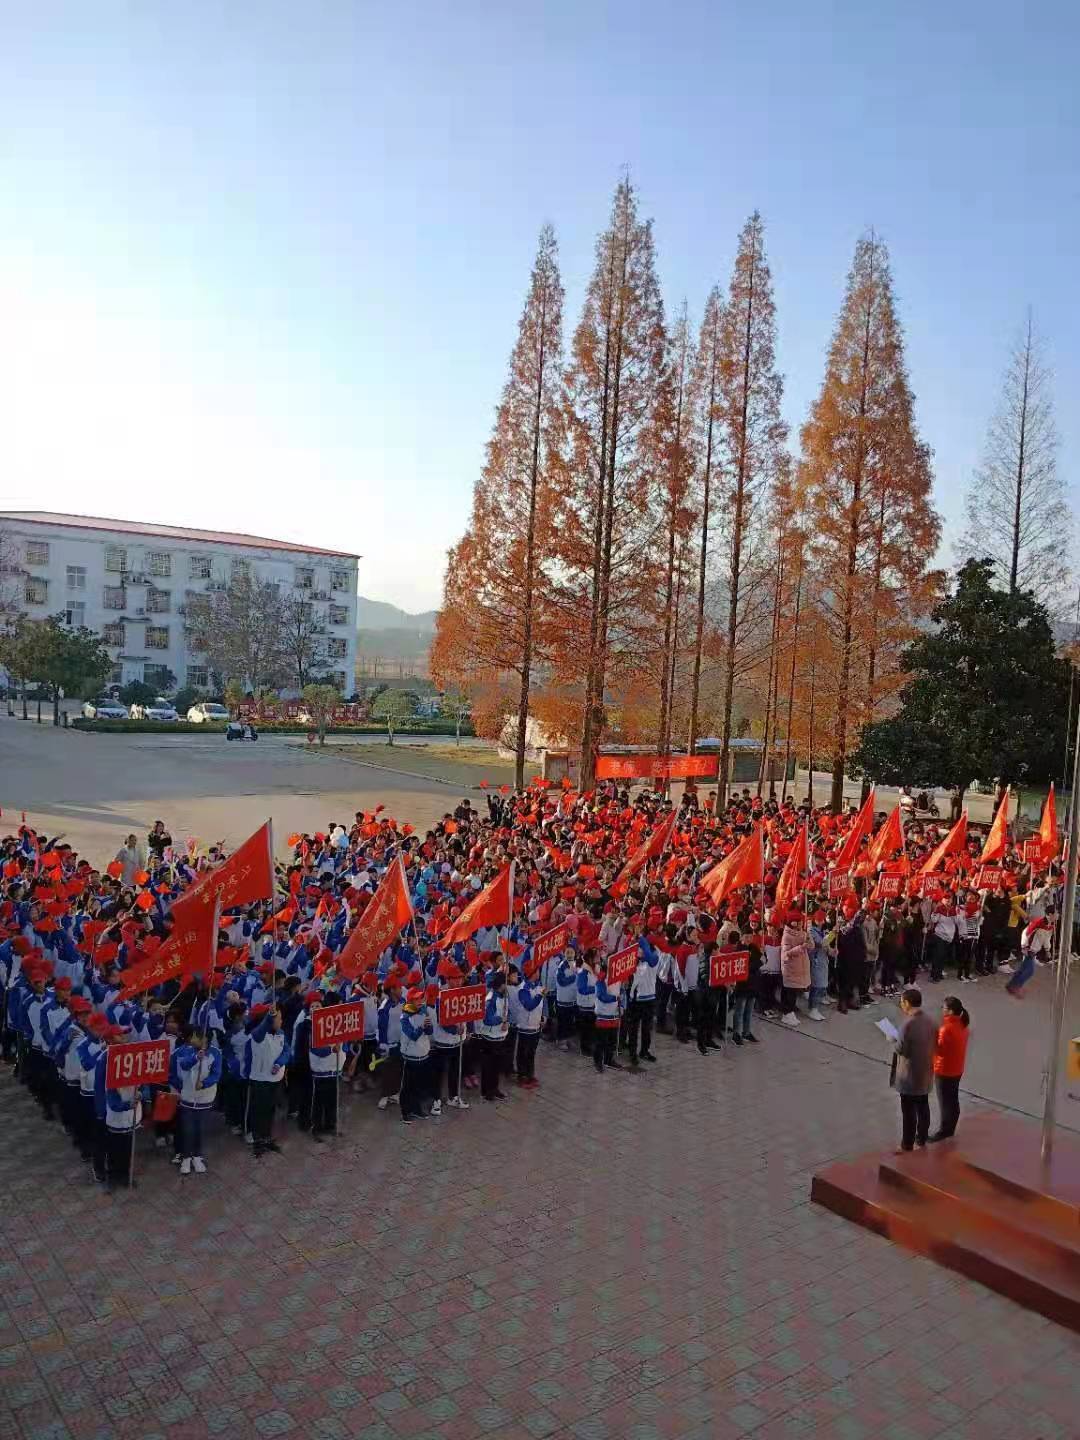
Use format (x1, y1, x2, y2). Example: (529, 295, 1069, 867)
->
(1, 717, 1079, 1440)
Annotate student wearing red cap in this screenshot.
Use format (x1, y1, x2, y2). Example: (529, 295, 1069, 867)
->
(307, 989, 346, 1139)
(243, 1004, 291, 1158)
(399, 986, 432, 1123)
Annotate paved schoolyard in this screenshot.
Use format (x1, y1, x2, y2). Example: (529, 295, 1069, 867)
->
(2, 1017, 1078, 1440)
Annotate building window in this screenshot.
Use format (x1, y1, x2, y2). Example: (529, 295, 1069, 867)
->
(24, 577, 48, 605)
(65, 601, 86, 628)
(25, 540, 49, 566)
(329, 603, 348, 625)
(147, 588, 170, 614)
(109, 664, 123, 685)
(294, 601, 313, 623)
(104, 545, 128, 573)
(103, 623, 125, 647)
(144, 664, 171, 689)
(189, 554, 211, 580)
(104, 586, 126, 610)
(330, 569, 349, 592)
(67, 565, 86, 590)
(295, 566, 314, 590)
(331, 670, 347, 691)
(186, 665, 209, 689)
(147, 551, 172, 577)
(328, 637, 348, 659)
(230, 557, 250, 581)
(145, 625, 169, 650)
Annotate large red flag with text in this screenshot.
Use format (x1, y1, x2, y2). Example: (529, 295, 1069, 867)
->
(866, 806, 904, 869)
(336, 856, 414, 979)
(980, 789, 1010, 863)
(611, 812, 678, 895)
(773, 822, 808, 916)
(1039, 783, 1060, 860)
(920, 813, 968, 874)
(441, 864, 515, 948)
(833, 790, 876, 874)
(172, 821, 275, 923)
(117, 898, 220, 998)
(699, 825, 763, 908)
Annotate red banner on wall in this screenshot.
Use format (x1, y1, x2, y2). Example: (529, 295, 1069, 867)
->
(596, 755, 718, 781)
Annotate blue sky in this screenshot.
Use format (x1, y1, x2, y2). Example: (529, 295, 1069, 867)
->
(1, 1, 1076, 611)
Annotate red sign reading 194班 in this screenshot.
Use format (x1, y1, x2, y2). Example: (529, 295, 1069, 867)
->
(709, 950, 750, 987)
(106, 1038, 171, 1090)
(311, 1003, 366, 1048)
(437, 984, 488, 1027)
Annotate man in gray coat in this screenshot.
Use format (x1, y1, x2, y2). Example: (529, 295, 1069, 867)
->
(893, 986, 936, 1152)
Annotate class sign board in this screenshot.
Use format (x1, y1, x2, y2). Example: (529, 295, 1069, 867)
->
(877, 874, 905, 899)
(974, 867, 1002, 891)
(310, 1003, 366, 1048)
(1023, 838, 1045, 863)
(710, 949, 751, 987)
(523, 922, 569, 979)
(605, 945, 639, 988)
(437, 984, 488, 1027)
(827, 872, 852, 898)
(106, 1037, 170, 1090)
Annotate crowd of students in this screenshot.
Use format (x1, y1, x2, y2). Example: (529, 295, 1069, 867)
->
(0, 781, 1061, 1188)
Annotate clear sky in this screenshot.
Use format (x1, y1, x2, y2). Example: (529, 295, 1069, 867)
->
(1, 1, 1076, 612)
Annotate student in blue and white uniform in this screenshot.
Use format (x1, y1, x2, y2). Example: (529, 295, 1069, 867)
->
(555, 951, 578, 1049)
(398, 986, 432, 1124)
(592, 958, 623, 1074)
(627, 934, 660, 1067)
(243, 1004, 291, 1158)
(172, 1028, 222, 1175)
(307, 989, 347, 1139)
(514, 968, 544, 1087)
(575, 950, 597, 1059)
(479, 969, 509, 1102)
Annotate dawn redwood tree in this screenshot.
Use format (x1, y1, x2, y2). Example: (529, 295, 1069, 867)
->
(713, 213, 788, 802)
(687, 287, 724, 752)
(799, 230, 940, 810)
(430, 224, 565, 789)
(956, 311, 1070, 608)
(851, 559, 1068, 804)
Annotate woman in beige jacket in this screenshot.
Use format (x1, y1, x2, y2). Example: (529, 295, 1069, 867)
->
(780, 909, 811, 1029)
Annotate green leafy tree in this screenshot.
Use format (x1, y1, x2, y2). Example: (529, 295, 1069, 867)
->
(371, 687, 418, 745)
(120, 680, 158, 708)
(302, 682, 341, 746)
(851, 559, 1069, 808)
(23, 615, 111, 725)
(0, 615, 35, 718)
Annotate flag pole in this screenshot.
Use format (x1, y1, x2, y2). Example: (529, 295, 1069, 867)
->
(1042, 712, 1080, 1163)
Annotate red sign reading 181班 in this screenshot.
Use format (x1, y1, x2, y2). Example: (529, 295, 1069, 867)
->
(606, 945, 638, 988)
(311, 1003, 366, 1048)
(710, 950, 750, 987)
(106, 1037, 171, 1090)
(437, 984, 488, 1027)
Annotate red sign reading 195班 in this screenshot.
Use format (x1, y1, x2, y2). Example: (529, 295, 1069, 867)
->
(709, 949, 750, 987)
(605, 945, 638, 987)
(311, 1003, 366, 1048)
(106, 1037, 171, 1090)
(438, 984, 488, 1027)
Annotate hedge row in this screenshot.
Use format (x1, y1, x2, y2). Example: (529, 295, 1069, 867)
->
(70, 718, 475, 737)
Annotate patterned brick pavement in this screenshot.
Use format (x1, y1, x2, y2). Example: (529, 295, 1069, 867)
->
(1, 1023, 1078, 1440)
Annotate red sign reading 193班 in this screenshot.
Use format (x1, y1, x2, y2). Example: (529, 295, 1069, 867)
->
(311, 1003, 366, 1048)
(709, 949, 750, 987)
(437, 984, 488, 1027)
(106, 1038, 171, 1090)
(606, 945, 638, 988)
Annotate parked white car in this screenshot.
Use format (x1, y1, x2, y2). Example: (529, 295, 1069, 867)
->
(82, 697, 129, 720)
(186, 701, 230, 724)
(130, 697, 179, 722)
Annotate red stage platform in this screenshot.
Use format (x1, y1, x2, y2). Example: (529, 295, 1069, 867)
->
(811, 1111, 1080, 1331)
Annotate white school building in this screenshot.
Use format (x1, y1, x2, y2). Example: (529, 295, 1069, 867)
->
(0, 511, 359, 696)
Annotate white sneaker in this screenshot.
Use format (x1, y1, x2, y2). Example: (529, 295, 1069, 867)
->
(448, 1096, 469, 1109)
(192, 1157, 207, 1174)
(155, 1136, 168, 1149)
(998, 964, 1015, 975)
(377, 1097, 389, 1110)
(808, 1008, 825, 1022)
(781, 1013, 800, 1028)
(180, 1157, 192, 1176)
(431, 1100, 442, 1116)
(244, 1133, 254, 1145)
(170, 1152, 182, 1165)
(230, 1125, 242, 1136)
(822, 996, 836, 1007)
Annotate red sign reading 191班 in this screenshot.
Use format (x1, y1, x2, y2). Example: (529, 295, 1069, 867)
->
(437, 984, 488, 1027)
(606, 945, 638, 988)
(311, 1003, 366, 1048)
(106, 1037, 171, 1090)
(709, 949, 750, 987)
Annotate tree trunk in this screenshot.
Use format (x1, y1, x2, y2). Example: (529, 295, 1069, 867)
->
(515, 292, 548, 794)
(758, 529, 784, 796)
(806, 659, 816, 806)
(52, 686, 60, 727)
(688, 348, 717, 759)
(781, 558, 802, 801)
(21, 678, 27, 720)
(1009, 313, 1032, 594)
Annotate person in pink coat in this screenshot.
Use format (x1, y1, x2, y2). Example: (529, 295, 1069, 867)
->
(780, 908, 811, 1029)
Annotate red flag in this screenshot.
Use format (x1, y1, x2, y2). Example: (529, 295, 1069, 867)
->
(442, 863, 515, 948)
(1039, 783, 1059, 859)
(920, 813, 968, 874)
(117, 898, 220, 998)
(172, 821, 274, 922)
(611, 812, 678, 895)
(833, 790, 876, 874)
(980, 789, 1010, 863)
(336, 857, 414, 979)
(699, 825, 763, 908)
(773, 822, 808, 916)
(866, 806, 904, 868)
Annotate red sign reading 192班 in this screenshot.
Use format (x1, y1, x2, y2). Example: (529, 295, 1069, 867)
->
(606, 945, 638, 987)
(438, 984, 488, 1027)
(311, 1003, 366, 1048)
(710, 949, 750, 987)
(106, 1037, 171, 1090)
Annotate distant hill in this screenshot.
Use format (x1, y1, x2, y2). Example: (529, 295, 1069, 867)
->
(356, 596, 437, 632)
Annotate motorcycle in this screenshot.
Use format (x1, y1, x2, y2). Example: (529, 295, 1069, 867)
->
(225, 721, 258, 743)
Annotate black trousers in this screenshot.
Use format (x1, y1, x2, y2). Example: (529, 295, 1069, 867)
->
(480, 1039, 503, 1099)
(935, 1075, 961, 1137)
(655, 979, 673, 1030)
(697, 990, 717, 1050)
(502, 1026, 518, 1075)
(248, 1079, 279, 1152)
(430, 1045, 461, 1100)
(556, 1005, 576, 1042)
(60, 1082, 80, 1135)
(516, 1030, 540, 1080)
(400, 1057, 430, 1119)
(577, 1011, 595, 1057)
(311, 1074, 338, 1134)
(286, 1063, 311, 1123)
(593, 1024, 618, 1071)
(899, 1094, 931, 1150)
(76, 1092, 96, 1159)
(674, 990, 697, 1040)
(105, 1127, 134, 1186)
(221, 1071, 246, 1129)
(379, 1049, 402, 1101)
(626, 998, 654, 1062)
